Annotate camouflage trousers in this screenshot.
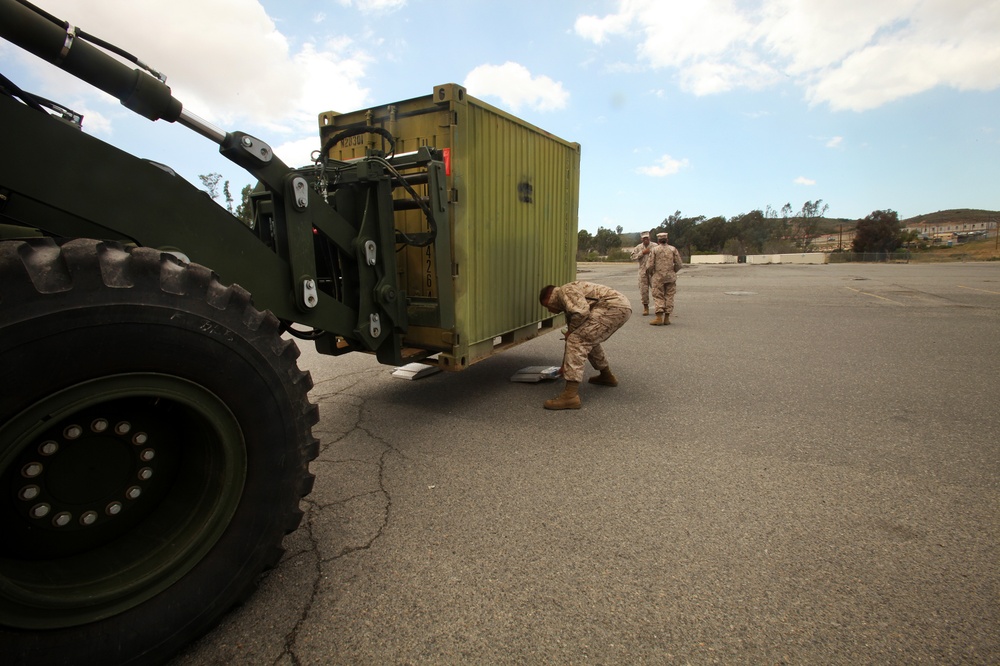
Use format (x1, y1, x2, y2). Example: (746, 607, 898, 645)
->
(652, 279, 677, 315)
(562, 305, 632, 382)
(637, 269, 651, 306)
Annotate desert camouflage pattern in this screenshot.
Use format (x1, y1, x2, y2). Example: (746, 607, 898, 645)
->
(650, 242, 683, 315)
(629, 241, 654, 305)
(550, 281, 632, 382)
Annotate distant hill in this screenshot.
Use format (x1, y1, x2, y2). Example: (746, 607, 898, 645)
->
(902, 209, 999, 227)
(807, 209, 998, 234)
(616, 209, 998, 238)
(815, 218, 855, 235)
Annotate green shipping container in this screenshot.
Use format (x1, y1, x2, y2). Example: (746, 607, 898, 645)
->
(318, 83, 580, 370)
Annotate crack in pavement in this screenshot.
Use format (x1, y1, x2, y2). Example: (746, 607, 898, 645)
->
(277, 379, 404, 664)
(170, 357, 412, 665)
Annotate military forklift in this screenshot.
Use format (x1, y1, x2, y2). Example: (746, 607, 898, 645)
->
(0, 0, 456, 663)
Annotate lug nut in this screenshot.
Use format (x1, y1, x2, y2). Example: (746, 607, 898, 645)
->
(126, 486, 142, 500)
(140, 448, 155, 461)
(22, 462, 43, 478)
(138, 467, 153, 481)
(115, 422, 132, 435)
(106, 501, 122, 515)
(132, 432, 148, 445)
(53, 512, 72, 527)
(80, 511, 98, 526)
(19, 485, 41, 501)
(92, 418, 109, 433)
(30, 503, 51, 519)
(39, 441, 59, 456)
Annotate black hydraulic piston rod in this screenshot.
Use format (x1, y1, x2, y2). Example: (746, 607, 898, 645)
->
(0, 0, 226, 144)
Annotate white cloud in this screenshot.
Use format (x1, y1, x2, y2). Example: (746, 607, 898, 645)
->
(637, 154, 689, 177)
(635, 1, 755, 69)
(574, 0, 1000, 111)
(826, 136, 844, 148)
(678, 56, 779, 95)
(285, 40, 371, 133)
(574, 12, 632, 45)
(335, 0, 407, 13)
(22, 0, 371, 133)
(463, 63, 570, 112)
(794, 176, 816, 186)
(68, 103, 114, 135)
(272, 136, 326, 170)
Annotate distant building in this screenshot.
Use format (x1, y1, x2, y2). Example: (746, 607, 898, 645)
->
(905, 217, 997, 245)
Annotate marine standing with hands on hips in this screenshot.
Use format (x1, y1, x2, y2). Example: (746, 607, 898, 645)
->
(538, 282, 632, 410)
(629, 231, 654, 316)
(649, 232, 683, 326)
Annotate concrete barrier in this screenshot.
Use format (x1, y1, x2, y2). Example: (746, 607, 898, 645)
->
(689, 253, 829, 265)
(746, 253, 828, 265)
(690, 255, 737, 264)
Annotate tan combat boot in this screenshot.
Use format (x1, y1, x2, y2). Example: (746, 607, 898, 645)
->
(642, 305, 649, 316)
(663, 313, 671, 325)
(543, 380, 581, 410)
(588, 367, 618, 387)
(649, 314, 664, 326)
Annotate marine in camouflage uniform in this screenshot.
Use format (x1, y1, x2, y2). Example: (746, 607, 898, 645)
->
(629, 231, 654, 315)
(649, 232, 683, 326)
(538, 281, 632, 410)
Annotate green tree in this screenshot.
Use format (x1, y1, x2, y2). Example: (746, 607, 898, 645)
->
(779, 203, 794, 242)
(223, 180, 234, 214)
(852, 210, 903, 253)
(593, 226, 622, 255)
(730, 209, 780, 254)
(234, 184, 254, 225)
(698, 215, 730, 252)
(201, 172, 253, 221)
(653, 211, 703, 258)
(791, 199, 828, 249)
(899, 228, 920, 247)
(722, 237, 744, 257)
(577, 229, 593, 254)
(198, 173, 222, 201)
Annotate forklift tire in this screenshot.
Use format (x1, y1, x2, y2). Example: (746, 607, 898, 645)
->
(0, 238, 319, 665)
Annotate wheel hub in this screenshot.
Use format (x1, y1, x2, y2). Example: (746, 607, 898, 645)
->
(13, 411, 157, 534)
(0, 373, 246, 630)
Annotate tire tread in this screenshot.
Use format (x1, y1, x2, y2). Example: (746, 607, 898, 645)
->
(0, 237, 321, 666)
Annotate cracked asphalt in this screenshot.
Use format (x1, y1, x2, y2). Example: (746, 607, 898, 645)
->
(172, 261, 1000, 665)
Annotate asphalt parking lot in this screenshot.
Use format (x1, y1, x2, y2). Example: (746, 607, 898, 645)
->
(174, 260, 1000, 665)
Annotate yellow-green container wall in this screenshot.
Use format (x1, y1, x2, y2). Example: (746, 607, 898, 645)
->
(319, 84, 579, 369)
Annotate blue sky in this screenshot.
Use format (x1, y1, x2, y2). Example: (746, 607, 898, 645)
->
(3, 0, 998, 233)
